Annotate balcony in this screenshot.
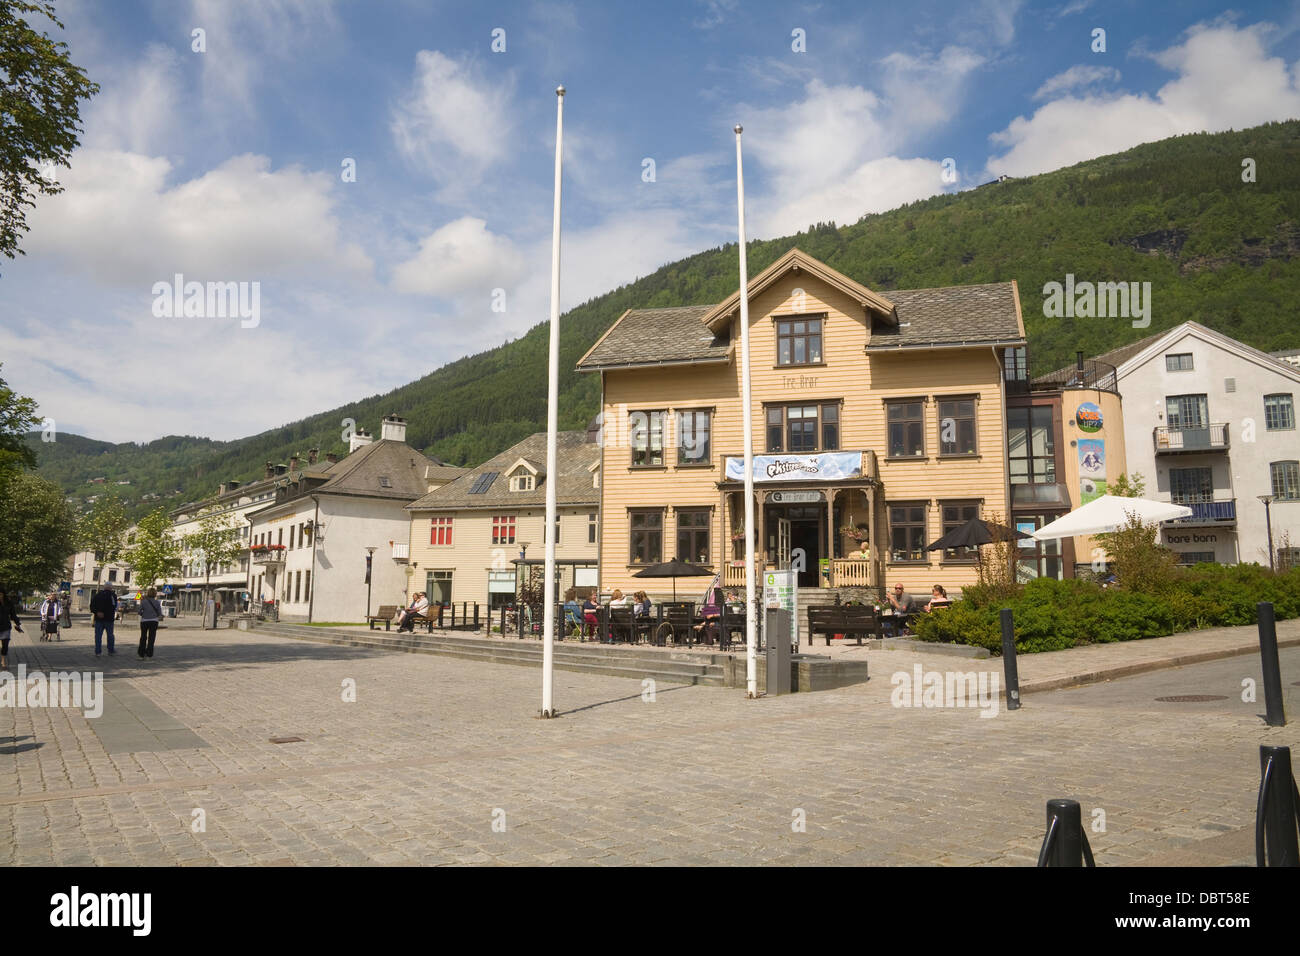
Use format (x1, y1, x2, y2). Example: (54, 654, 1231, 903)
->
(1170, 498, 1236, 526)
(392, 543, 410, 563)
(251, 545, 286, 566)
(1153, 424, 1230, 454)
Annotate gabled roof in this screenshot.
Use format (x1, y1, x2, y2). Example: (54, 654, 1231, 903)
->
(407, 431, 600, 512)
(312, 439, 442, 500)
(864, 281, 1025, 351)
(1099, 321, 1300, 382)
(576, 305, 727, 372)
(505, 457, 544, 477)
(701, 247, 896, 333)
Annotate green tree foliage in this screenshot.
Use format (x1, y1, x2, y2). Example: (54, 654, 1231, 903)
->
(1107, 472, 1146, 497)
(182, 510, 243, 604)
(77, 494, 129, 563)
(0, 1, 99, 258)
(1, 365, 40, 481)
(0, 470, 78, 596)
(124, 507, 181, 588)
(1095, 513, 1181, 595)
(25, 121, 1300, 511)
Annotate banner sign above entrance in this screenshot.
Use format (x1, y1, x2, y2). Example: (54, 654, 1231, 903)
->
(725, 451, 862, 483)
(770, 490, 824, 504)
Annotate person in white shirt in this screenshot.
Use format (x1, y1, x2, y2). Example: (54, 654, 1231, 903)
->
(39, 593, 61, 642)
(396, 592, 430, 632)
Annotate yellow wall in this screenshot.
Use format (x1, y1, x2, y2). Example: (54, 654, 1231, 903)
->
(1061, 387, 1127, 569)
(597, 274, 1011, 597)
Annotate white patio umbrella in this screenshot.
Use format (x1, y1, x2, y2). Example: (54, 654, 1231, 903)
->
(1030, 495, 1193, 540)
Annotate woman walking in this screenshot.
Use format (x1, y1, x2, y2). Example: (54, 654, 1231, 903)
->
(38, 592, 61, 641)
(138, 587, 163, 659)
(0, 587, 23, 670)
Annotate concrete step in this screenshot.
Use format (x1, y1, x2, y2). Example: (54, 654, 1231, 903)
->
(249, 622, 729, 686)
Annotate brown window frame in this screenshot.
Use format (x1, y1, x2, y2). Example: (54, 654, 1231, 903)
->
(629, 409, 667, 468)
(765, 401, 841, 453)
(629, 509, 664, 565)
(936, 396, 978, 457)
(774, 315, 825, 367)
(888, 501, 928, 564)
(939, 500, 980, 563)
(886, 399, 926, 459)
(675, 508, 712, 565)
(675, 408, 713, 467)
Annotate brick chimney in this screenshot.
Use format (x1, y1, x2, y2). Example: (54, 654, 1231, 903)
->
(348, 428, 373, 453)
(380, 414, 407, 443)
(325, 452, 339, 464)
(289, 453, 300, 472)
(308, 447, 319, 465)
(265, 461, 274, 479)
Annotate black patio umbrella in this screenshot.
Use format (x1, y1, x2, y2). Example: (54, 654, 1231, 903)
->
(632, 558, 715, 602)
(924, 517, 1032, 552)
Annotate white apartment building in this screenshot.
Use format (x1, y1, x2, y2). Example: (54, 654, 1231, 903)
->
(65, 546, 136, 611)
(1100, 322, 1299, 568)
(245, 415, 465, 623)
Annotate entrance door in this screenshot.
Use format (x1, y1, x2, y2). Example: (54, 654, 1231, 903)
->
(777, 518, 792, 569)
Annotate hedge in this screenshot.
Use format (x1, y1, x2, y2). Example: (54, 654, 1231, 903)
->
(911, 564, 1300, 654)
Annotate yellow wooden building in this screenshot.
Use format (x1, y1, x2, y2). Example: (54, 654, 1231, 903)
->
(576, 248, 1027, 599)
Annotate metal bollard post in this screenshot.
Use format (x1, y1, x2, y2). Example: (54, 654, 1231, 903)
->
(1257, 602, 1286, 727)
(1000, 608, 1021, 711)
(1256, 745, 1300, 867)
(1037, 799, 1096, 867)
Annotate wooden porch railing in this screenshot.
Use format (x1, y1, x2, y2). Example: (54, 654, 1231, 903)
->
(829, 559, 874, 587)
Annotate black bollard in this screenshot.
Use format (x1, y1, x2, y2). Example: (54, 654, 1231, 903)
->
(1000, 608, 1021, 711)
(1037, 799, 1096, 867)
(1257, 602, 1286, 727)
(1256, 745, 1300, 867)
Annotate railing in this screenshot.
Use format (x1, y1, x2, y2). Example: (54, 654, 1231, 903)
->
(724, 564, 746, 587)
(1030, 360, 1118, 394)
(1171, 498, 1236, 523)
(1153, 424, 1229, 453)
(830, 559, 874, 587)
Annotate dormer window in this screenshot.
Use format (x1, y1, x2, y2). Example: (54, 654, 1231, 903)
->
(510, 474, 535, 492)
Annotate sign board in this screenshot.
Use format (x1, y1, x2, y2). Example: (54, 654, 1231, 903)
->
(574, 566, 598, 588)
(163, 585, 173, 594)
(1078, 438, 1106, 505)
(487, 570, 515, 594)
(769, 490, 824, 504)
(59, 581, 70, 591)
(762, 569, 799, 649)
(1076, 402, 1103, 433)
(725, 451, 862, 484)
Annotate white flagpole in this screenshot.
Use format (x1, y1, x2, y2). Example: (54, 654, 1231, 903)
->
(734, 125, 757, 698)
(542, 85, 565, 719)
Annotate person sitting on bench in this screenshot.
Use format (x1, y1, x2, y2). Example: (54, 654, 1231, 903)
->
(395, 592, 429, 632)
(887, 583, 916, 636)
(925, 585, 951, 612)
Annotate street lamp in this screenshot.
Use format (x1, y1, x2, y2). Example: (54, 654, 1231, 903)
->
(365, 546, 377, 618)
(1257, 495, 1276, 572)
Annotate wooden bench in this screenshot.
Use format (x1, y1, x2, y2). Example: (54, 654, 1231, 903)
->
(367, 605, 399, 630)
(806, 605, 883, 647)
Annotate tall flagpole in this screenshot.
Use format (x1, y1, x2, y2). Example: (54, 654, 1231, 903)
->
(541, 85, 565, 719)
(734, 125, 757, 698)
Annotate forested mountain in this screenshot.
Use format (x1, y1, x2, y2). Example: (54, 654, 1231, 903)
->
(29, 120, 1300, 518)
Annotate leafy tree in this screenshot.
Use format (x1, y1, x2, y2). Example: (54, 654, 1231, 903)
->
(1108, 472, 1146, 497)
(182, 510, 243, 607)
(124, 507, 181, 588)
(1, 366, 39, 481)
(1095, 513, 1180, 595)
(77, 494, 129, 564)
(0, 470, 78, 597)
(0, 1, 99, 258)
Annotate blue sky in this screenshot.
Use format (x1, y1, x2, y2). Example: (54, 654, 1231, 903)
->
(4, 0, 1299, 443)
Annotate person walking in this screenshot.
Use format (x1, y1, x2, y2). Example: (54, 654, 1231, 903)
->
(38, 592, 61, 641)
(0, 587, 23, 670)
(138, 587, 163, 659)
(89, 585, 118, 656)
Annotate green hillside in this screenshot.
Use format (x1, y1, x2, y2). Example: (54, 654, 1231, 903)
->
(29, 120, 1300, 517)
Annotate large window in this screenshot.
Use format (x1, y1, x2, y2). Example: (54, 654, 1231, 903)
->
(1018, 516, 1062, 580)
(630, 410, 665, 467)
(938, 398, 977, 456)
(1165, 353, 1194, 371)
(775, 317, 823, 366)
(1271, 461, 1300, 501)
(889, 503, 927, 562)
(1264, 394, 1295, 431)
(676, 409, 712, 465)
(1008, 406, 1056, 484)
(765, 403, 839, 453)
(1166, 394, 1208, 429)
(676, 509, 711, 565)
(425, 570, 452, 605)
(629, 510, 664, 564)
(940, 501, 979, 562)
(430, 516, 453, 545)
(1170, 467, 1213, 503)
(304, 570, 311, 603)
(491, 515, 516, 545)
(887, 400, 925, 458)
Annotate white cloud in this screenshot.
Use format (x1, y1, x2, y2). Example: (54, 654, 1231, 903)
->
(391, 217, 525, 299)
(25, 151, 372, 285)
(391, 51, 516, 178)
(759, 156, 945, 237)
(1032, 64, 1120, 100)
(989, 21, 1300, 177)
(81, 44, 184, 155)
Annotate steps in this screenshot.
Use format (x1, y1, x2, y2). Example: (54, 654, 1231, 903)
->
(248, 622, 730, 686)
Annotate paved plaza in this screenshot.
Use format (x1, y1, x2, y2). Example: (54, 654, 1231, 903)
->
(2, 615, 1298, 866)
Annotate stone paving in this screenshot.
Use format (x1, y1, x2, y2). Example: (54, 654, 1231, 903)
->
(1, 615, 1297, 866)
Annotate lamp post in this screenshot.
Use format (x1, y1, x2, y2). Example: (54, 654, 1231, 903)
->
(365, 546, 377, 618)
(1258, 495, 1276, 571)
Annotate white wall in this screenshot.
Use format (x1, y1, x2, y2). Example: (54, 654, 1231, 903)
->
(309, 496, 414, 623)
(1119, 327, 1300, 566)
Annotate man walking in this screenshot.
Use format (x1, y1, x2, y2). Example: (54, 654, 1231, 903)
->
(89, 586, 118, 656)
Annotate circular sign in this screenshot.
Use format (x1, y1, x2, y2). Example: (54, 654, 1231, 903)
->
(1076, 402, 1103, 433)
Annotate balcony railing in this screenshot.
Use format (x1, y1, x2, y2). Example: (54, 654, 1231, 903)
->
(1153, 424, 1230, 454)
(1171, 498, 1236, 524)
(392, 543, 410, 562)
(829, 559, 875, 588)
(251, 545, 286, 565)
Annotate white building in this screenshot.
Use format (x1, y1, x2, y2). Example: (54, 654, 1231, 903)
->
(245, 415, 465, 622)
(1097, 322, 1299, 568)
(65, 545, 136, 611)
